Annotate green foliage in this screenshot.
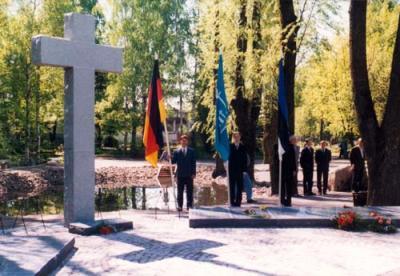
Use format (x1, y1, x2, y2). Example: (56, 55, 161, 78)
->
(296, 0, 399, 140)
(97, 0, 193, 153)
(0, 0, 398, 163)
(195, 0, 281, 143)
(296, 37, 357, 139)
(0, 0, 102, 163)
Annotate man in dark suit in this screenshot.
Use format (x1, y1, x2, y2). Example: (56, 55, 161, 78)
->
(315, 141, 331, 195)
(281, 135, 297, 207)
(172, 135, 196, 211)
(292, 137, 300, 196)
(300, 139, 315, 196)
(350, 138, 365, 192)
(228, 132, 247, 207)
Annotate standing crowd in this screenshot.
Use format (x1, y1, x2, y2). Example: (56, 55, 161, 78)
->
(168, 133, 366, 210)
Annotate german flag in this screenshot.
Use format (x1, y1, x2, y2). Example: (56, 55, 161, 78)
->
(143, 60, 167, 167)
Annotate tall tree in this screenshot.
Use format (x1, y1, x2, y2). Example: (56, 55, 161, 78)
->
(278, 0, 298, 134)
(350, 0, 400, 205)
(230, 0, 264, 180)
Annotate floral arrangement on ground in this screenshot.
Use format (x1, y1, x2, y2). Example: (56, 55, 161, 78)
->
(368, 211, 397, 234)
(243, 205, 271, 219)
(97, 223, 118, 235)
(332, 210, 363, 231)
(333, 210, 397, 234)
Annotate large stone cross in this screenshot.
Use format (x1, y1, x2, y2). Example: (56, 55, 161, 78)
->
(32, 13, 123, 225)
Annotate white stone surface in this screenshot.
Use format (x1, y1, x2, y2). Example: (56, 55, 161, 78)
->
(0, 224, 74, 276)
(31, 13, 123, 225)
(55, 210, 400, 276)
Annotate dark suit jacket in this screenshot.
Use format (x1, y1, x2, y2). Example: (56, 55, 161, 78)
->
(300, 147, 314, 171)
(350, 146, 365, 171)
(228, 143, 247, 175)
(172, 147, 196, 178)
(315, 148, 331, 171)
(282, 144, 297, 174)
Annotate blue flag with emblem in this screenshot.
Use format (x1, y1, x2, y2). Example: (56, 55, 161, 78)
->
(215, 53, 230, 161)
(278, 59, 290, 160)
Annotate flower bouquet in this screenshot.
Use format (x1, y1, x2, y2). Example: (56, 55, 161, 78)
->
(97, 224, 117, 235)
(333, 210, 362, 231)
(243, 208, 270, 219)
(368, 212, 397, 234)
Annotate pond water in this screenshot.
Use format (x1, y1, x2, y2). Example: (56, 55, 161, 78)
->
(0, 184, 229, 216)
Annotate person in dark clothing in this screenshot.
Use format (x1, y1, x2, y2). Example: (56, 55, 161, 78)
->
(281, 135, 297, 207)
(339, 140, 348, 159)
(315, 141, 332, 195)
(171, 135, 196, 211)
(350, 138, 365, 192)
(300, 139, 315, 196)
(228, 132, 248, 207)
(292, 137, 300, 196)
(212, 153, 227, 179)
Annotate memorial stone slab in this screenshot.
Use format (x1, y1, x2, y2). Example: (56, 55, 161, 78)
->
(32, 13, 123, 225)
(189, 206, 400, 228)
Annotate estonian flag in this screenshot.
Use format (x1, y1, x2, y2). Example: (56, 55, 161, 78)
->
(278, 59, 290, 160)
(215, 53, 230, 161)
(143, 60, 167, 167)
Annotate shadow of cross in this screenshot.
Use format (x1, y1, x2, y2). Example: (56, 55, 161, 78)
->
(114, 233, 224, 264)
(109, 233, 273, 276)
(31, 13, 123, 225)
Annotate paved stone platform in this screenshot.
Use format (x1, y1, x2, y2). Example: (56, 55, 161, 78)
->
(189, 206, 400, 228)
(55, 209, 400, 276)
(0, 224, 75, 275)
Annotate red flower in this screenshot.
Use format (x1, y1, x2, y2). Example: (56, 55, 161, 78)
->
(99, 226, 113, 235)
(347, 217, 354, 225)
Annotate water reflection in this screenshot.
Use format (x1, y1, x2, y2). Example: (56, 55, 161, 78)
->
(1, 184, 229, 216)
(196, 183, 228, 206)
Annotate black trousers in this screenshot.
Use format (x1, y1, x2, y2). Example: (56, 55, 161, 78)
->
(177, 177, 193, 209)
(281, 171, 293, 206)
(303, 169, 313, 194)
(317, 168, 329, 193)
(229, 172, 243, 206)
(352, 170, 364, 192)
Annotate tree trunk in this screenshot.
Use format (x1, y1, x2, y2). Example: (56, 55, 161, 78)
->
(212, 0, 220, 105)
(51, 119, 57, 144)
(278, 0, 298, 134)
(96, 123, 102, 149)
(123, 130, 128, 156)
(231, 0, 262, 180)
(34, 72, 40, 164)
(350, 0, 400, 205)
(130, 124, 136, 156)
(263, 102, 279, 194)
(24, 65, 32, 165)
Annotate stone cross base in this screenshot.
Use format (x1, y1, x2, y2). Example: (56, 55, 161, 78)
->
(69, 218, 133, 236)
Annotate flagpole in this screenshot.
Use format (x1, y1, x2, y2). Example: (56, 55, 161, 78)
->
(163, 120, 178, 210)
(278, 157, 283, 208)
(154, 53, 177, 210)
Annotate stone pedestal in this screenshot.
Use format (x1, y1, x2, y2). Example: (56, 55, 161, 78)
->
(69, 218, 133, 236)
(328, 165, 352, 192)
